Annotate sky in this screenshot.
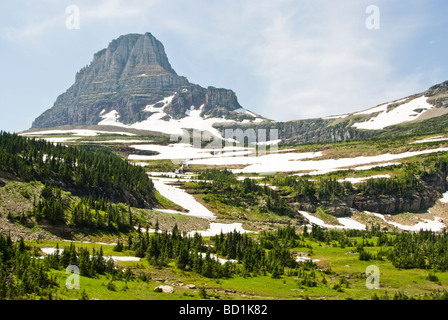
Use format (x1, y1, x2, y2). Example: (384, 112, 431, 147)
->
(1, 0, 448, 133)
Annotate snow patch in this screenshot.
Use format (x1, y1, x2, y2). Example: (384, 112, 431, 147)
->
(187, 223, 256, 237)
(21, 129, 136, 137)
(40, 248, 140, 261)
(338, 174, 391, 184)
(439, 191, 448, 204)
(152, 178, 216, 219)
(299, 211, 366, 230)
(323, 114, 349, 120)
(410, 136, 448, 144)
(98, 110, 120, 126)
(368, 212, 446, 232)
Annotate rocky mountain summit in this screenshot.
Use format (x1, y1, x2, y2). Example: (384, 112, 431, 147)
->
(31, 32, 448, 145)
(32, 32, 261, 130)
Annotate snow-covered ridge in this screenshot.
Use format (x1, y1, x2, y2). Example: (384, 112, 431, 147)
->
(21, 129, 136, 137)
(352, 96, 434, 130)
(97, 94, 263, 140)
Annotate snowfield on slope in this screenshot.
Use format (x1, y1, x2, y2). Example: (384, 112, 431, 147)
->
(129, 142, 448, 175)
(129, 143, 254, 161)
(185, 147, 448, 174)
(366, 212, 446, 232)
(97, 94, 262, 139)
(410, 136, 448, 144)
(21, 129, 137, 137)
(187, 222, 256, 237)
(151, 177, 257, 236)
(152, 178, 216, 219)
(352, 96, 434, 130)
(299, 211, 366, 230)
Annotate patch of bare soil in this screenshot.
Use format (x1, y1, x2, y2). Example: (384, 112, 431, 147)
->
(0, 214, 60, 242)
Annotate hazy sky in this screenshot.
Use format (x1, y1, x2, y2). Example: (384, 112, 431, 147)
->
(1, 0, 448, 132)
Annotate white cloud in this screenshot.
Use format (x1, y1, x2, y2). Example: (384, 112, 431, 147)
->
(81, 0, 157, 21)
(231, 1, 431, 120)
(0, 0, 444, 134)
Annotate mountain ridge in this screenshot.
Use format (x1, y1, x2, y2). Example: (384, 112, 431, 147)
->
(30, 32, 448, 145)
(32, 32, 262, 132)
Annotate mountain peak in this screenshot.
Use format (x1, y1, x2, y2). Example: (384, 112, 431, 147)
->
(31, 33, 261, 130)
(77, 32, 177, 83)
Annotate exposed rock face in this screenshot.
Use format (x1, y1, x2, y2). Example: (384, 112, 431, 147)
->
(217, 119, 377, 145)
(426, 81, 448, 108)
(351, 193, 439, 215)
(31, 32, 251, 129)
(31, 32, 448, 145)
(287, 173, 447, 216)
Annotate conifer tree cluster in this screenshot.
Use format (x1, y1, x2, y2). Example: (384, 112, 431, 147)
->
(26, 184, 136, 231)
(195, 169, 293, 217)
(127, 225, 315, 279)
(0, 132, 156, 208)
(272, 152, 448, 213)
(68, 196, 134, 232)
(0, 234, 57, 299)
(387, 230, 448, 270)
(43, 243, 130, 279)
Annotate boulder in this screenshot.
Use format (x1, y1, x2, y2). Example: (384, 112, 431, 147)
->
(154, 285, 174, 294)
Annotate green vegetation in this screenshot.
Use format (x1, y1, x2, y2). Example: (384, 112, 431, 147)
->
(3, 129, 448, 301)
(189, 169, 293, 217)
(0, 131, 156, 208)
(267, 152, 448, 214)
(0, 233, 58, 299)
(0, 224, 447, 300)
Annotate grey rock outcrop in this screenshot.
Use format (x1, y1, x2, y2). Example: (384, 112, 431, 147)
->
(287, 173, 447, 216)
(31, 32, 252, 129)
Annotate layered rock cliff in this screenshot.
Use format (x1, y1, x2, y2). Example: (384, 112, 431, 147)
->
(31, 32, 448, 146)
(286, 173, 448, 217)
(31, 32, 256, 129)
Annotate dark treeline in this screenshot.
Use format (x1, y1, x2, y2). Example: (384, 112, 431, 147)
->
(127, 226, 235, 279)
(0, 233, 57, 299)
(305, 223, 448, 271)
(196, 169, 293, 217)
(128, 224, 315, 280)
(273, 153, 448, 204)
(273, 176, 353, 202)
(44, 242, 132, 281)
(0, 234, 133, 300)
(387, 230, 448, 271)
(69, 196, 134, 232)
(0, 131, 156, 208)
(22, 184, 136, 232)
